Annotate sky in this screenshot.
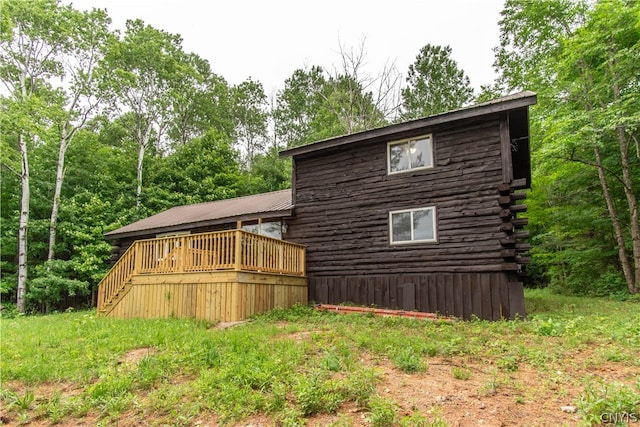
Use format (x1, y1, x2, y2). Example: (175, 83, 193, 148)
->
(68, 0, 505, 95)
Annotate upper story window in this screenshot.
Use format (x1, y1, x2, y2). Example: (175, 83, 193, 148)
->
(387, 134, 433, 174)
(389, 207, 437, 244)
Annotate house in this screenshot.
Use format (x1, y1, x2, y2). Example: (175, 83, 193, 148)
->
(99, 91, 536, 321)
(280, 91, 536, 320)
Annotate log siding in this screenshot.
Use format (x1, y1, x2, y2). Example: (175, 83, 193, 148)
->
(285, 113, 529, 319)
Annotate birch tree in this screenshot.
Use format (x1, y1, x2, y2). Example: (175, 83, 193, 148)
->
(46, 7, 111, 265)
(0, 0, 70, 312)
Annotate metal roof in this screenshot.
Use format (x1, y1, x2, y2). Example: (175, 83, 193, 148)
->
(105, 189, 292, 240)
(280, 91, 537, 158)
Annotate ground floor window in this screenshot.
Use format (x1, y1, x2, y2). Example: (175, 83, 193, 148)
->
(389, 207, 437, 244)
(242, 221, 282, 239)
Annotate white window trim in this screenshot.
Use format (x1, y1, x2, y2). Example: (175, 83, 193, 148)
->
(387, 134, 434, 175)
(389, 206, 438, 245)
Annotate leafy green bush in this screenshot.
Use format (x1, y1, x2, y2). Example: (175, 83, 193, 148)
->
(28, 261, 90, 312)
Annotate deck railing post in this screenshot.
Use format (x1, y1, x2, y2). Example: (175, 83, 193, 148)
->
(257, 235, 263, 271)
(134, 242, 142, 274)
(234, 229, 242, 271)
(179, 236, 187, 272)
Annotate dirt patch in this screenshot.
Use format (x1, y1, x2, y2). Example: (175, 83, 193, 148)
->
(212, 320, 250, 330)
(285, 330, 326, 342)
(370, 358, 582, 427)
(120, 346, 156, 365)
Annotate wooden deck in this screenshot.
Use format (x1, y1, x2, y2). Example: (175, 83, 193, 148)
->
(97, 230, 307, 322)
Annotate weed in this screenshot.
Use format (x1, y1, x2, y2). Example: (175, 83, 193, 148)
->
(39, 392, 66, 424)
(344, 367, 379, 409)
(294, 371, 344, 415)
(135, 355, 171, 389)
(477, 371, 508, 397)
(327, 413, 355, 426)
(88, 373, 134, 401)
(532, 317, 565, 336)
(596, 348, 629, 363)
(277, 405, 306, 427)
(321, 348, 343, 372)
(399, 407, 449, 426)
(497, 355, 519, 372)
(366, 395, 399, 427)
(198, 338, 222, 368)
(392, 347, 426, 373)
(16, 411, 30, 425)
(576, 380, 640, 425)
(1, 388, 35, 415)
(258, 303, 318, 322)
(452, 366, 471, 380)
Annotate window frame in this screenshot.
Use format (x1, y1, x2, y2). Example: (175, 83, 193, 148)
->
(389, 206, 438, 245)
(387, 134, 434, 175)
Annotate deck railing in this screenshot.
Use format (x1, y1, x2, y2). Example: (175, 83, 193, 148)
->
(97, 230, 306, 312)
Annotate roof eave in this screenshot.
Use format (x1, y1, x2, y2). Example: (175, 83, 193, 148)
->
(280, 91, 537, 158)
(104, 208, 294, 240)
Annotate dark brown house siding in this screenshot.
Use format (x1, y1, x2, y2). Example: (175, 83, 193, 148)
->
(284, 112, 528, 319)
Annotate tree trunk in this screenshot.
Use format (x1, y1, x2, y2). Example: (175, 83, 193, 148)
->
(593, 145, 635, 293)
(47, 128, 71, 264)
(616, 127, 639, 293)
(17, 133, 30, 313)
(607, 50, 639, 294)
(45, 127, 73, 313)
(136, 141, 145, 209)
(135, 122, 152, 208)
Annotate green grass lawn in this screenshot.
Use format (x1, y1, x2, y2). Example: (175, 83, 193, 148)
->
(1, 289, 639, 426)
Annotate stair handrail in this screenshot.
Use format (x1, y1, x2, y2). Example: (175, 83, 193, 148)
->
(97, 242, 139, 311)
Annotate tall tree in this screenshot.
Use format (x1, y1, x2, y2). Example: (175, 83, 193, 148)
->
(146, 129, 244, 209)
(46, 7, 111, 267)
(275, 40, 399, 149)
(102, 19, 189, 207)
(550, 0, 640, 293)
(274, 66, 328, 148)
(496, 0, 639, 294)
(231, 78, 268, 171)
(167, 53, 234, 146)
(494, 0, 588, 92)
(401, 44, 474, 120)
(0, 0, 70, 312)
(327, 39, 399, 131)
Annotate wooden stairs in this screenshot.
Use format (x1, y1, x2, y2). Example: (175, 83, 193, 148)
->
(98, 280, 132, 316)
